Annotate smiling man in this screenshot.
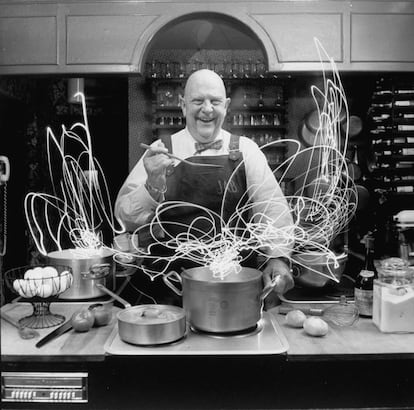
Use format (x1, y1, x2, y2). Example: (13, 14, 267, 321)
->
(182, 69, 230, 143)
(115, 69, 294, 307)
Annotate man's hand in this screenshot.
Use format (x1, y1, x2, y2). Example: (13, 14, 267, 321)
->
(262, 258, 294, 309)
(143, 142, 174, 195)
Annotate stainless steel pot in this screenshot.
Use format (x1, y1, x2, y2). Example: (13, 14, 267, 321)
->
(164, 267, 275, 333)
(292, 252, 347, 288)
(48, 248, 115, 299)
(96, 284, 186, 345)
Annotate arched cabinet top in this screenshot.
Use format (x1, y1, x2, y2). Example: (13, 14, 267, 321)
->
(132, 11, 282, 74)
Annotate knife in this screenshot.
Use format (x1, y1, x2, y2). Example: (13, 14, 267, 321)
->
(35, 303, 102, 348)
(35, 320, 73, 348)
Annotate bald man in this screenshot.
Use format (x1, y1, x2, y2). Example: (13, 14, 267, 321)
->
(115, 69, 294, 306)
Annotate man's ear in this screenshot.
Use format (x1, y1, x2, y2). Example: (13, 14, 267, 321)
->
(225, 97, 231, 110)
(179, 95, 186, 116)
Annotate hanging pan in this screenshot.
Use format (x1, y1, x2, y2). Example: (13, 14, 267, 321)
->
(342, 115, 363, 141)
(299, 109, 347, 147)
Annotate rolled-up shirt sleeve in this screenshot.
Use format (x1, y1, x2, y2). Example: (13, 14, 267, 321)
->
(240, 137, 294, 259)
(114, 156, 160, 232)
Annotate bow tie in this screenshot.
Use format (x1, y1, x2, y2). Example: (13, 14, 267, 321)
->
(194, 139, 223, 154)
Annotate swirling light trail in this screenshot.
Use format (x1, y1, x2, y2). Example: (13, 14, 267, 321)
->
(25, 38, 358, 291)
(25, 93, 122, 258)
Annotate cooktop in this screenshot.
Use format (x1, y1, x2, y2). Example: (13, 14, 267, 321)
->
(104, 311, 289, 356)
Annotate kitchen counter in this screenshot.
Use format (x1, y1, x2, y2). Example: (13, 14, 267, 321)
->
(2, 301, 414, 409)
(1, 302, 116, 362)
(271, 305, 414, 360)
(3, 302, 414, 361)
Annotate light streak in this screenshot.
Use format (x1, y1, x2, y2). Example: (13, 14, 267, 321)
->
(25, 92, 123, 257)
(119, 38, 357, 282)
(25, 38, 358, 291)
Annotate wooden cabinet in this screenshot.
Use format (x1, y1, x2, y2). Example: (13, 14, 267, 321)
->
(1, 1, 414, 75)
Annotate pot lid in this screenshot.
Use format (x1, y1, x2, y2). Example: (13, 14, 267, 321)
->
(118, 304, 185, 324)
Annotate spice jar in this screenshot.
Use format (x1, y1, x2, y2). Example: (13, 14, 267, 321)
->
(372, 257, 414, 333)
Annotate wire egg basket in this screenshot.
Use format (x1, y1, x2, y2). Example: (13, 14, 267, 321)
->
(5, 265, 73, 329)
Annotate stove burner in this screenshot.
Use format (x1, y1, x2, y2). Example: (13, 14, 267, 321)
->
(190, 323, 262, 339)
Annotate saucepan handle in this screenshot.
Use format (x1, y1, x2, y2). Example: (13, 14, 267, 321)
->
(163, 271, 183, 296)
(260, 274, 282, 301)
(95, 283, 132, 308)
(81, 263, 111, 280)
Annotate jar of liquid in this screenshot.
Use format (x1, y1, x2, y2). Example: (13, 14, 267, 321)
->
(373, 257, 414, 333)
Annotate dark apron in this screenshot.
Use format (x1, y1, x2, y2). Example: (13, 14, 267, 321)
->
(134, 135, 251, 304)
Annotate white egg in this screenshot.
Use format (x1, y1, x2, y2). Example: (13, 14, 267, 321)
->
(24, 279, 38, 298)
(31, 267, 45, 287)
(42, 266, 58, 278)
(60, 273, 73, 292)
(32, 266, 43, 276)
(42, 277, 54, 289)
(38, 283, 54, 298)
(24, 268, 34, 280)
(13, 279, 21, 292)
(13, 279, 27, 297)
(51, 276, 61, 295)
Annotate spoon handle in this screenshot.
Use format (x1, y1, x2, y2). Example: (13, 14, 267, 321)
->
(140, 143, 223, 168)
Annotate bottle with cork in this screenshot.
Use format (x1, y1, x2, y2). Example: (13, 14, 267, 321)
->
(354, 232, 378, 318)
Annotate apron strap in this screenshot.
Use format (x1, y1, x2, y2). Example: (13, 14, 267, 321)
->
(229, 134, 242, 161)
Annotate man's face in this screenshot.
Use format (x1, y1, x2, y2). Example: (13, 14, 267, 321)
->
(180, 72, 230, 143)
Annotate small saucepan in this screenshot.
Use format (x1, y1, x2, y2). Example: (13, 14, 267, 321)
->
(96, 284, 186, 345)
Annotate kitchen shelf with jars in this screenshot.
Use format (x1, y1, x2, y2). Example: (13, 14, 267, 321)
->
(146, 63, 289, 170)
(367, 77, 414, 197)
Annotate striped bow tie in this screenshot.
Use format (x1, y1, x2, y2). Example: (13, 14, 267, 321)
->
(194, 139, 223, 154)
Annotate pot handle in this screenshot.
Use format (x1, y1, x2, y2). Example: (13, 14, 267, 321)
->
(81, 263, 111, 280)
(163, 271, 183, 296)
(95, 283, 132, 308)
(260, 274, 282, 301)
(291, 264, 301, 279)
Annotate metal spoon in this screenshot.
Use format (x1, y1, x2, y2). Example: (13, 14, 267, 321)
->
(1, 310, 40, 339)
(140, 143, 223, 168)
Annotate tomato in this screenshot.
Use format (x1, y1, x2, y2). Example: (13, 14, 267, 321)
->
(91, 305, 112, 327)
(71, 309, 95, 332)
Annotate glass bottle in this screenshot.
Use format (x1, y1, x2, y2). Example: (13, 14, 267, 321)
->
(354, 233, 377, 317)
(257, 93, 264, 108)
(242, 93, 249, 108)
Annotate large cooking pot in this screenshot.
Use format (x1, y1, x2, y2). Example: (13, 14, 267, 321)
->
(48, 248, 115, 299)
(96, 284, 186, 345)
(163, 267, 276, 333)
